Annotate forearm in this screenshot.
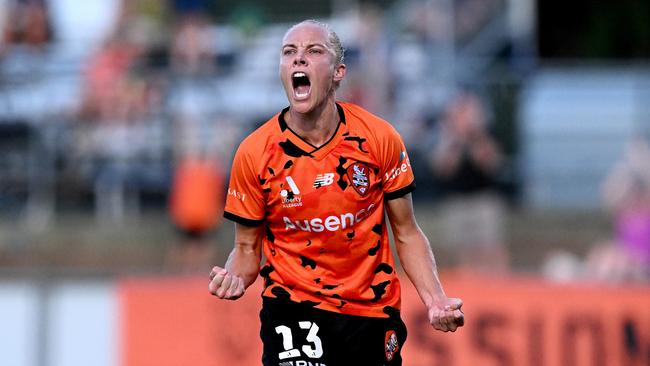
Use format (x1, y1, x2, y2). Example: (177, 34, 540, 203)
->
(395, 229, 447, 308)
(385, 165, 464, 331)
(224, 223, 264, 288)
(224, 245, 261, 288)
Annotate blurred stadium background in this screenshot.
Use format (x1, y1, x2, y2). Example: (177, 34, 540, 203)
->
(0, 0, 649, 365)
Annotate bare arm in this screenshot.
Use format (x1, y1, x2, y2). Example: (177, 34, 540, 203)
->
(209, 223, 264, 300)
(386, 193, 464, 332)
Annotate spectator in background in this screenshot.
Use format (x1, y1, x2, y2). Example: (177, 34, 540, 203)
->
(584, 137, 650, 283)
(165, 105, 240, 271)
(74, 7, 167, 225)
(77, 30, 144, 123)
(169, 0, 215, 75)
(77, 16, 165, 124)
(167, 148, 225, 271)
(429, 90, 508, 273)
(1, 0, 53, 55)
(169, 152, 224, 238)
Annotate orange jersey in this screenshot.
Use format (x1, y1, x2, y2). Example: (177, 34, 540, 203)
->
(224, 102, 415, 318)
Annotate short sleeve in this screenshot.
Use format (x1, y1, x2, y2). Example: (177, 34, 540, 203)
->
(379, 127, 416, 200)
(224, 143, 266, 226)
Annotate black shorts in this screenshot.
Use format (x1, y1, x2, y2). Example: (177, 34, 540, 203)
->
(260, 297, 407, 366)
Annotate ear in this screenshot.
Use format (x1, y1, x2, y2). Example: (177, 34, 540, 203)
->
(333, 63, 346, 83)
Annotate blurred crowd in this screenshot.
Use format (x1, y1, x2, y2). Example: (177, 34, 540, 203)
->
(1, 0, 646, 280)
(0, 1, 516, 211)
(543, 138, 650, 284)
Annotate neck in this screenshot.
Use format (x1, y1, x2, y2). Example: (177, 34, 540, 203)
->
(286, 99, 339, 148)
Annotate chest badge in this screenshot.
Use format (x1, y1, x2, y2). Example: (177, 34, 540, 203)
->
(346, 162, 372, 196)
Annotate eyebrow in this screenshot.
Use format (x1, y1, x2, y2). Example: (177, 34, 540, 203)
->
(282, 43, 329, 50)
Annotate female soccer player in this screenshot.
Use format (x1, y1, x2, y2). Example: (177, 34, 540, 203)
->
(209, 20, 464, 365)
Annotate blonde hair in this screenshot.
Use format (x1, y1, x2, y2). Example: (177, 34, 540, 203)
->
(286, 19, 345, 66)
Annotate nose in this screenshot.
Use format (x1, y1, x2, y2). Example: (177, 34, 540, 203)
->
(293, 50, 307, 66)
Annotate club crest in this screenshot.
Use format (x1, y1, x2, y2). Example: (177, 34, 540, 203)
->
(346, 162, 372, 196)
(385, 330, 399, 361)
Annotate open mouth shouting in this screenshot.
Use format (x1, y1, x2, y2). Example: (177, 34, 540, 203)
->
(292, 71, 311, 100)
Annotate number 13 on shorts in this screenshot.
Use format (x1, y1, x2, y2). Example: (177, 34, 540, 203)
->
(275, 321, 324, 359)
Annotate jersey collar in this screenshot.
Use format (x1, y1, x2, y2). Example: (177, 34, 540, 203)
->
(277, 103, 348, 161)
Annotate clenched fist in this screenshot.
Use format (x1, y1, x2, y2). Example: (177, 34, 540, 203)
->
(208, 266, 246, 300)
(428, 297, 464, 332)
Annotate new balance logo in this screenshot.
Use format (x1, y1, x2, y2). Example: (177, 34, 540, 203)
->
(313, 173, 335, 188)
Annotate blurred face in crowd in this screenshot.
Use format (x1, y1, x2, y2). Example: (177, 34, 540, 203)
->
(447, 93, 486, 138)
(280, 22, 346, 114)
